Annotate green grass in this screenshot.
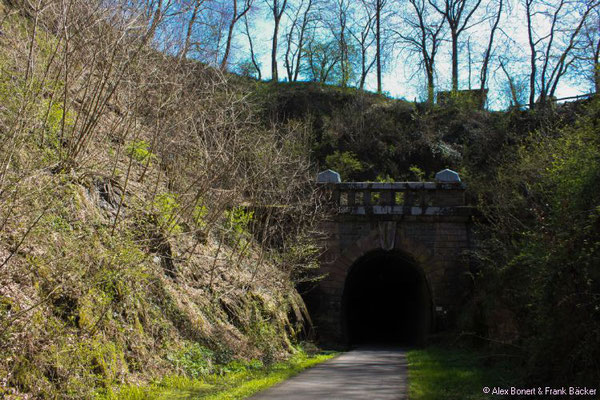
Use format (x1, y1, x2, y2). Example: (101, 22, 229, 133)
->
(407, 346, 522, 400)
(100, 351, 336, 400)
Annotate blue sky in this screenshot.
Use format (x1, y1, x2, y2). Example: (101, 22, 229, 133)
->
(226, 0, 592, 109)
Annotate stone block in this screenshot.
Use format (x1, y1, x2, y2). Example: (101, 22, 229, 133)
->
(435, 169, 461, 183)
(317, 169, 341, 183)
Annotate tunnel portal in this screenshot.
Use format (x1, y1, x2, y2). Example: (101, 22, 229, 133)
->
(342, 251, 432, 346)
(309, 174, 472, 346)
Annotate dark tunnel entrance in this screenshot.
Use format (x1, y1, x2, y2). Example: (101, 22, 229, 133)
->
(342, 250, 432, 346)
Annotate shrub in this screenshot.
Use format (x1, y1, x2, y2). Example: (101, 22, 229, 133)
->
(153, 192, 182, 233)
(125, 140, 156, 164)
(169, 344, 214, 379)
(225, 206, 254, 242)
(325, 150, 363, 181)
(471, 98, 600, 385)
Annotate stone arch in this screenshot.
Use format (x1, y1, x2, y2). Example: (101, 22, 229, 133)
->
(317, 224, 439, 346)
(325, 223, 438, 296)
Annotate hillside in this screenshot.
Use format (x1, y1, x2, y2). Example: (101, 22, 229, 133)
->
(245, 80, 587, 182)
(0, 1, 324, 398)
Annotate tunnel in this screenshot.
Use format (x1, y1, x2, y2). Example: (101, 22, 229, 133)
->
(342, 250, 432, 346)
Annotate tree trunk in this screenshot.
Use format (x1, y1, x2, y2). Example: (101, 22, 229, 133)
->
(180, 0, 201, 59)
(500, 61, 520, 107)
(221, 20, 236, 70)
(272, 19, 280, 81)
(293, 40, 303, 82)
(284, 30, 293, 81)
(467, 38, 472, 89)
(451, 30, 458, 91)
(340, 25, 347, 87)
(245, 16, 261, 80)
(480, 0, 502, 94)
(526, 0, 536, 108)
(360, 47, 367, 90)
(294, 0, 312, 82)
(376, 0, 382, 93)
(595, 41, 600, 93)
(426, 68, 434, 103)
(595, 63, 600, 93)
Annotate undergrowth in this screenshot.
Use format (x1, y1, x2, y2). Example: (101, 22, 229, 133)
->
(99, 348, 336, 400)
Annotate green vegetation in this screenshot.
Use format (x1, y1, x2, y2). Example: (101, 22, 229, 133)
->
(256, 80, 600, 386)
(407, 346, 521, 400)
(100, 349, 335, 400)
(463, 98, 600, 385)
(153, 192, 182, 233)
(126, 140, 157, 164)
(225, 207, 254, 238)
(325, 151, 363, 179)
(252, 81, 486, 182)
(408, 166, 426, 182)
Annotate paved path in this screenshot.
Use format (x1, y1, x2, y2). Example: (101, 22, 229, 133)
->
(249, 346, 408, 400)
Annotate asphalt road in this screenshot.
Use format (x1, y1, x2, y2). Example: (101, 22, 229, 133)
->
(249, 346, 408, 400)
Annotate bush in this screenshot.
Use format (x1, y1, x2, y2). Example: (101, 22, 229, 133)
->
(125, 140, 156, 164)
(153, 192, 181, 233)
(169, 344, 214, 379)
(325, 151, 363, 181)
(470, 98, 600, 385)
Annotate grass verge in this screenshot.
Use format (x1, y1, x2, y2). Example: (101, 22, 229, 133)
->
(407, 346, 523, 400)
(100, 350, 337, 400)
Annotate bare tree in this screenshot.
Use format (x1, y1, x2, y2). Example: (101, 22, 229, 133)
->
(572, 6, 600, 92)
(305, 36, 341, 82)
(349, 0, 377, 89)
(374, 0, 388, 93)
(395, 0, 446, 103)
(243, 14, 262, 79)
(498, 57, 525, 108)
(428, 0, 483, 91)
(524, 0, 537, 107)
(267, 0, 289, 81)
(220, 0, 254, 70)
(184, 1, 230, 64)
(179, 0, 208, 59)
(294, 0, 315, 80)
(324, 0, 352, 86)
(284, 0, 315, 81)
(479, 0, 503, 93)
(525, 0, 599, 107)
